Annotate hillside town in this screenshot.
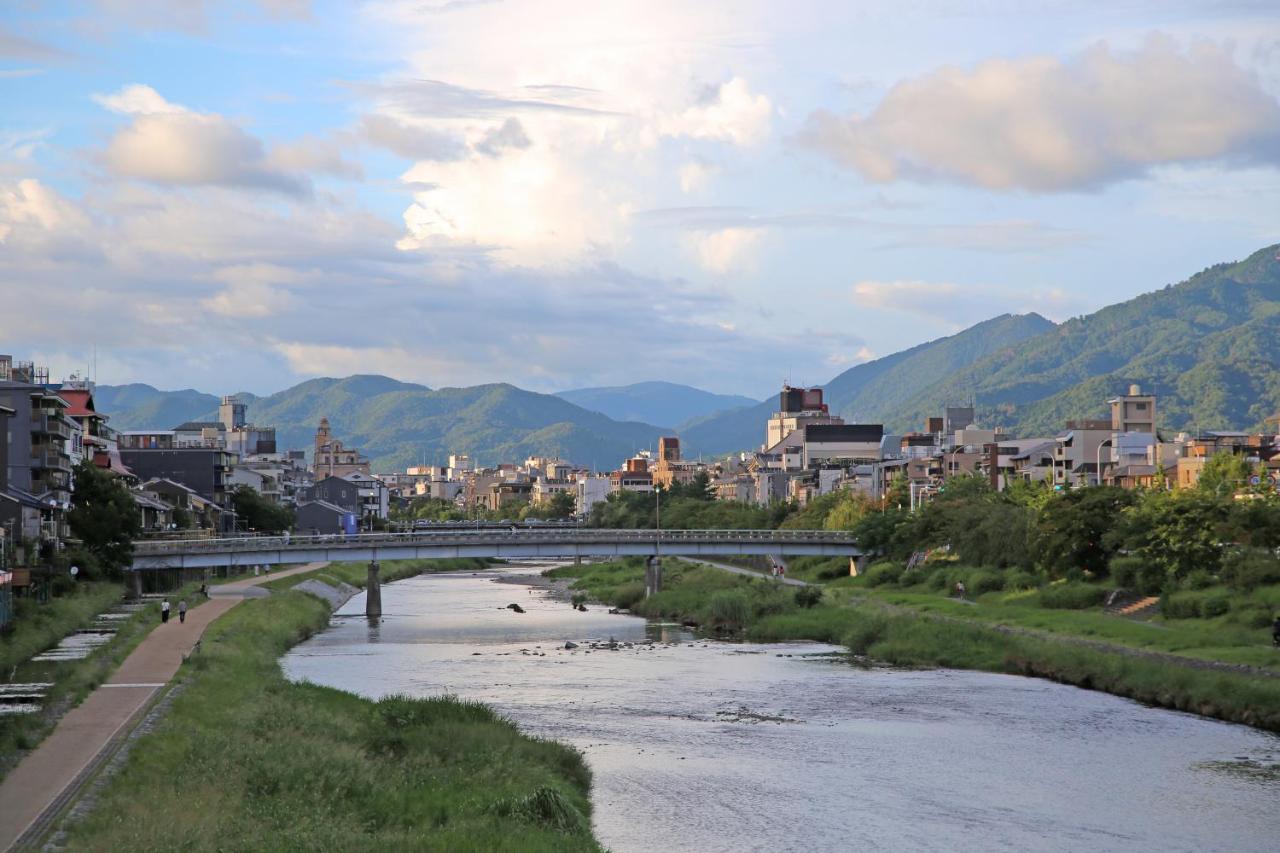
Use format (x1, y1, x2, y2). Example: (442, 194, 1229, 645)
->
(4, 348, 1279, 622)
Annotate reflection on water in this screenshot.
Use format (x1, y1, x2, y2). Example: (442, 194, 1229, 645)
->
(283, 564, 1280, 853)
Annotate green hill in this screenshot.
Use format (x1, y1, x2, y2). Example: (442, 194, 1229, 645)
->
(678, 312, 1056, 455)
(95, 375, 665, 471)
(92, 384, 221, 431)
(894, 244, 1280, 435)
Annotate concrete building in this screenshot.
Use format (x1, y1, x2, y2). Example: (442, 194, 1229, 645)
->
(574, 475, 611, 516)
(1109, 384, 1156, 435)
(295, 500, 353, 535)
(801, 424, 884, 467)
(764, 386, 843, 450)
(119, 441, 238, 523)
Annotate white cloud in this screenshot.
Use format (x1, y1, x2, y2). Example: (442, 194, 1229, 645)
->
(660, 77, 772, 147)
(801, 36, 1280, 191)
(850, 278, 1084, 327)
(473, 117, 531, 157)
(202, 264, 302, 318)
(689, 227, 764, 274)
(93, 84, 310, 193)
(678, 159, 717, 194)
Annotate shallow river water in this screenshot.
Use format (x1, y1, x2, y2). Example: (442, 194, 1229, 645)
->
(282, 564, 1279, 852)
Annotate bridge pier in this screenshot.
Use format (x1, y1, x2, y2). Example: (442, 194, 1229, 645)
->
(365, 561, 381, 619)
(645, 556, 663, 597)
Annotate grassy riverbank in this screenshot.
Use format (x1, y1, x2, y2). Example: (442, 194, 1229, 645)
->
(551, 558, 1280, 732)
(66, 559, 599, 851)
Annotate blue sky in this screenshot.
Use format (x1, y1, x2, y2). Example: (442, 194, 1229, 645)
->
(3, 1, 1279, 399)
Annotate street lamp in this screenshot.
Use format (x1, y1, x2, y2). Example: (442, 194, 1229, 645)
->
(1096, 438, 1113, 487)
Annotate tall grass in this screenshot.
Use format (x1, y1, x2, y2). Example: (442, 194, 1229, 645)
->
(66, 575, 600, 851)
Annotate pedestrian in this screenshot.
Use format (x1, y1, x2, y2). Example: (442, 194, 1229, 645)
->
(161, 599, 171, 624)
(955, 581, 967, 600)
(1272, 615, 1280, 648)
(178, 599, 188, 624)
(199, 582, 208, 599)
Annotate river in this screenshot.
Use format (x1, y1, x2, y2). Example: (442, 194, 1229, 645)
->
(281, 563, 1279, 852)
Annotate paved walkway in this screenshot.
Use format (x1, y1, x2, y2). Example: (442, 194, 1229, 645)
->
(0, 562, 328, 852)
(686, 557, 811, 587)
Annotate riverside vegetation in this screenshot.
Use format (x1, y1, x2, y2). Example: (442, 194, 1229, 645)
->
(64, 559, 602, 852)
(551, 540, 1280, 731)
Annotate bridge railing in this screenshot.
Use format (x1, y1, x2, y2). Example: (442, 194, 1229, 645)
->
(131, 528, 860, 556)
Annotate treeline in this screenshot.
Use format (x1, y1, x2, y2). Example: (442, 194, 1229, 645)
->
(834, 457, 1280, 597)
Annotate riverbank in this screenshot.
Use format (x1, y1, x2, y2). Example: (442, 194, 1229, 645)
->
(60, 558, 600, 851)
(549, 558, 1280, 732)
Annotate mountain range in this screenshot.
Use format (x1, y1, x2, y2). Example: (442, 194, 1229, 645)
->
(91, 243, 1280, 470)
(555, 381, 756, 429)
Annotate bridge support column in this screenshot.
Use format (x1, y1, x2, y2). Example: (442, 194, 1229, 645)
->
(365, 561, 382, 619)
(645, 556, 663, 597)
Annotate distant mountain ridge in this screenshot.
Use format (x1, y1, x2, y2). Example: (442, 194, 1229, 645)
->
(677, 312, 1056, 456)
(555, 381, 756, 428)
(896, 243, 1280, 436)
(94, 375, 665, 472)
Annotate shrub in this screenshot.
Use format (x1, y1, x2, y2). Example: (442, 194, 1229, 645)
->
(1109, 555, 1144, 589)
(1183, 570, 1216, 590)
(1038, 583, 1105, 610)
(965, 570, 1005, 596)
(611, 582, 646, 610)
(1220, 548, 1280, 592)
(1201, 595, 1230, 618)
(1135, 562, 1169, 596)
(705, 591, 750, 631)
(1163, 593, 1202, 620)
(862, 561, 904, 587)
(1003, 570, 1039, 591)
(794, 586, 823, 609)
(842, 612, 889, 654)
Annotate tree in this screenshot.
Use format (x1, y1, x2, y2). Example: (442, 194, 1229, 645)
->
(230, 486, 295, 533)
(1110, 489, 1233, 586)
(1196, 452, 1252, 498)
(823, 491, 876, 531)
(1035, 486, 1136, 577)
(523, 491, 577, 520)
(67, 461, 141, 579)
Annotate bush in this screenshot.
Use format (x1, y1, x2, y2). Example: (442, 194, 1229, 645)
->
(794, 586, 823, 609)
(705, 591, 750, 631)
(1220, 548, 1280, 592)
(1201, 595, 1230, 618)
(611, 582, 646, 610)
(965, 570, 1005, 596)
(1109, 555, 1144, 589)
(862, 561, 904, 587)
(1183, 570, 1216, 591)
(1163, 593, 1202, 620)
(1135, 562, 1169, 596)
(1003, 570, 1039, 591)
(842, 612, 889, 654)
(1038, 583, 1105, 610)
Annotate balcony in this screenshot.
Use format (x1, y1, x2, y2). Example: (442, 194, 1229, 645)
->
(31, 447, 72, 472)
(33, 414, 72, 440)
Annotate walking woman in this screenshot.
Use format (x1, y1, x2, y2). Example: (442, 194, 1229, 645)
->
(178, 599, 188, 624)
(161, 599, 171, 624)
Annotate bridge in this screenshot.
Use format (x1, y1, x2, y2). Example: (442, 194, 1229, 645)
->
(130, 529, 864, 617)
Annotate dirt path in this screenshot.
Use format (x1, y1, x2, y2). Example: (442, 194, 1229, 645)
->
(0, 562, 328, 853)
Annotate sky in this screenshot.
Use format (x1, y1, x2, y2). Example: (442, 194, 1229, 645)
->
(2, 1, 1279, 399)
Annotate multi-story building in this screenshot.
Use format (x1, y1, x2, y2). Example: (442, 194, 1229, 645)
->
(574, 475, 611, 516)
(119, 435, 238, 528)
(764, 386, 843, 450)
(312, 418, 370, 480)
(0, 358, 75, 566)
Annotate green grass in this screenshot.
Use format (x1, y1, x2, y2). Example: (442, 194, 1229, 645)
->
(66, 565, 600, 852)
(0, 583, 125, 673)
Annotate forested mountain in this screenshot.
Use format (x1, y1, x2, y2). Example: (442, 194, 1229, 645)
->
(94, 375, 664, 471)
(678, 313, 1055, 456)
(556, 381, 756, 428)
(93, 384, 222, 431)
(896, 244, 1280, 435)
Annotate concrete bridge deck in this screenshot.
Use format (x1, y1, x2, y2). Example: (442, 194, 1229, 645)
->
(129, 529, 862, 571)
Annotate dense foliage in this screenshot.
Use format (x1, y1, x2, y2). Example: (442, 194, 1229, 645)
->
(230, 485, 295, 534)
(66, 460, 141, 579)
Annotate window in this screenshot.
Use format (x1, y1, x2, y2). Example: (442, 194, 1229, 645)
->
(1135, 402, 1148, 411)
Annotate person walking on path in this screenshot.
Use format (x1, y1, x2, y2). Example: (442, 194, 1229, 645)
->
(178, 599, 188, 624)
(161, 599, 171, 624)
